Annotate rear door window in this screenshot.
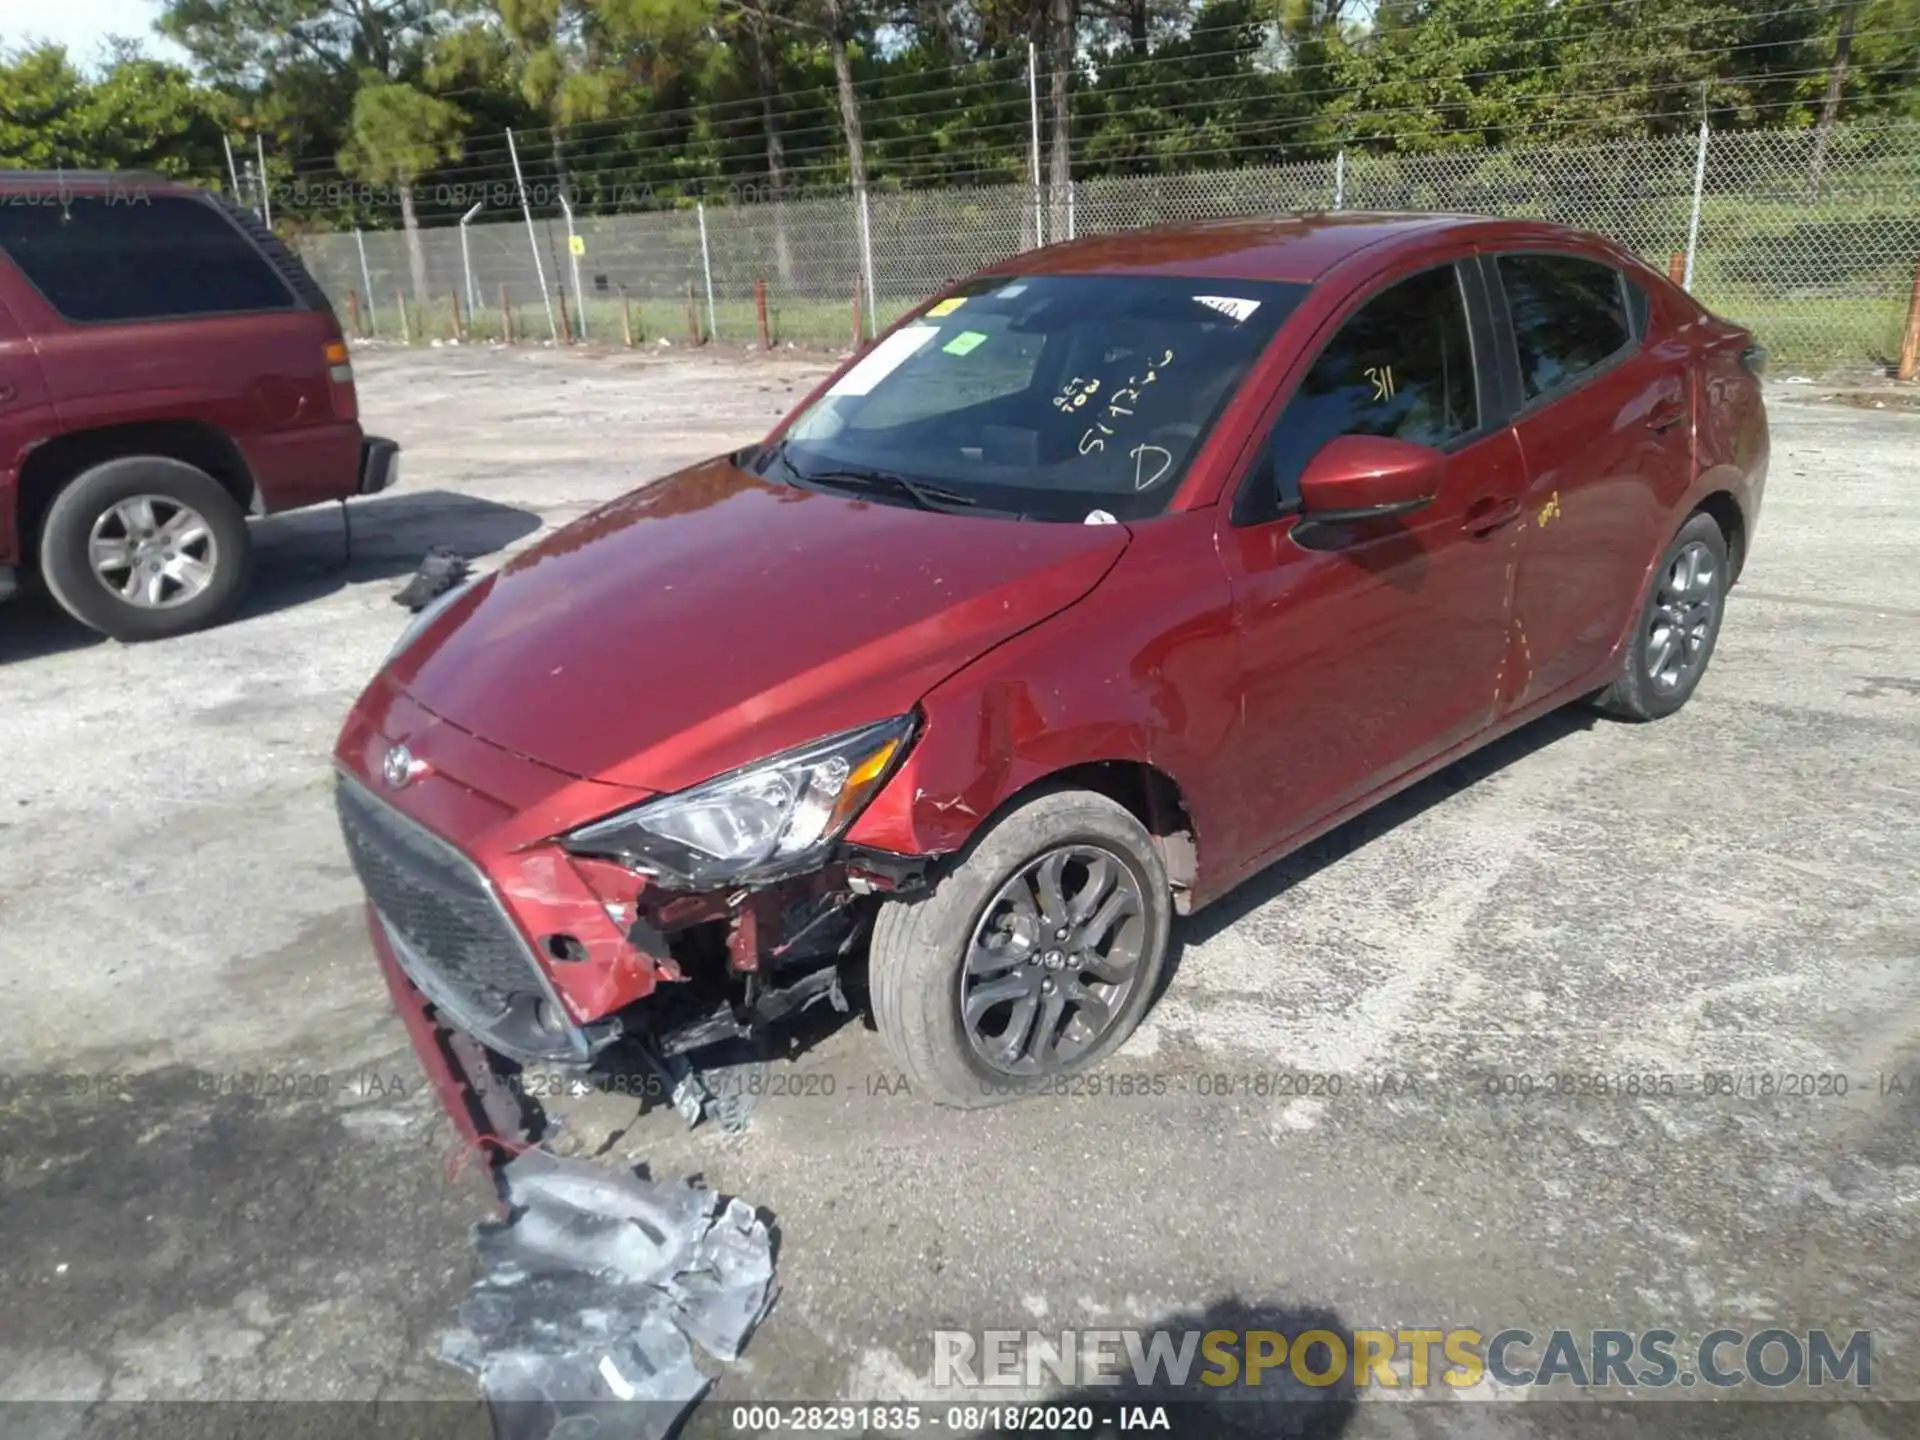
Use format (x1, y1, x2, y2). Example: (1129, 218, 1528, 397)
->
(0, 193, 295, 323)
(1496, 254, 1633, 400)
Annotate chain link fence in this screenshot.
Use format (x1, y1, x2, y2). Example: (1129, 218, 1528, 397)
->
(296, 121, 1920, 372)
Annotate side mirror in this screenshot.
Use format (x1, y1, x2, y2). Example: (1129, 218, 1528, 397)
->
(1297, 435, 1445, 523)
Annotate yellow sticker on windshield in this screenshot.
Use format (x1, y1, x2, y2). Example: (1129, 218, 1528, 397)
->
(943, 330, 988, 356)
(927, 297, 966, 317)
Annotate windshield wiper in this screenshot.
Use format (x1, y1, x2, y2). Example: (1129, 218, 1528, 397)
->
(765, 443, 978, 514)
(806, 467, 980, 513)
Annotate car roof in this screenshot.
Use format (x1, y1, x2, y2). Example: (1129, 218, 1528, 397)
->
(994, 211, 1517, 283)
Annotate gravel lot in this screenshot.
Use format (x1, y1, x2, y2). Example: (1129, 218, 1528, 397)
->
(1, 345, 1915, 1438)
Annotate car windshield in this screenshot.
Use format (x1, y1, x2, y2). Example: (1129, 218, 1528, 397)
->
(772, 274, 1307, 522)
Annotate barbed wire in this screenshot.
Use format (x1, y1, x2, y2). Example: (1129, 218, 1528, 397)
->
(275, 35, 1916, 226)
(283, 0, 1854, 174)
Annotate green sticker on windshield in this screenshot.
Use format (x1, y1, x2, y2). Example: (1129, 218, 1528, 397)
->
(943, 330, 988, 356)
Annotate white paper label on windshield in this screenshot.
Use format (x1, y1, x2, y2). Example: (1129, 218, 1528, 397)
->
(827, 325, 939, 397)
(1194, 295, 1261, 322)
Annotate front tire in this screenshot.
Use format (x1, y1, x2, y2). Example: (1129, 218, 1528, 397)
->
(39, 457, 252, 641)
(869, 788, 1173, 1108)
(1591, 511, 1729, 721)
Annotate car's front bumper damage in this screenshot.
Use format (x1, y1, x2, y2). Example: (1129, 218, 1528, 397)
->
(340, 769, 933, 1171)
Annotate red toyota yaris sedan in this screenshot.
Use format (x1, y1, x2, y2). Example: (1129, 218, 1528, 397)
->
(335, 214, 1766, 1134)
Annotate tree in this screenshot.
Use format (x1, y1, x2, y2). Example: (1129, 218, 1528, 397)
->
(0, 42, 228, 177)
(160, 0, 435, 79)
(338, 79, 466, 298)
(161, 0, 444, 228)
(1807, 0, 1860, 192)
(734, 0, 793, 275)
(712, 0, 872, 194)
(433, 0, 707, 207)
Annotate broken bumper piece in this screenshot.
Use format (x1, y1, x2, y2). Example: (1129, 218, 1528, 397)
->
(442, 1150, 775, 1440)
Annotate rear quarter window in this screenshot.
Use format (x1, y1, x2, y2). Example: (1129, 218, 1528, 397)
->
(0, 193, 296, 323)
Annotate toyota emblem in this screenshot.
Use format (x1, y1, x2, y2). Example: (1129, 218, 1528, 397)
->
(383, 743, 427, 789)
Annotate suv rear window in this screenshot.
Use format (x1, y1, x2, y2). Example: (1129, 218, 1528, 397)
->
(0, 194, 296, 323)
(1497, 253, 1633, 400)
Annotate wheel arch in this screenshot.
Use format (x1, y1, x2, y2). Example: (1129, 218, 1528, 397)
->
(18, 421, 257, 562)
(998, 761, 1199, 910)
(1692, 488, 1746, 583)
(869, 755, 1203, 914)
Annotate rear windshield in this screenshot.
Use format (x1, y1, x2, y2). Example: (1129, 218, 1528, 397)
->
(774, 274, 1307, 522)
(0, 192, 296, 323)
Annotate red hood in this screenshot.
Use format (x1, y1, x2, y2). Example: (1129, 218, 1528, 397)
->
(388, 457, 1128, 794)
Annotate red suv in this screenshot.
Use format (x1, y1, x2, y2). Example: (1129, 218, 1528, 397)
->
(335, 214, 1766, 1135)
(0, 171, 395, 641)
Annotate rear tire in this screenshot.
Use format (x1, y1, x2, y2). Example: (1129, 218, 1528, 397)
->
(39, 457, 252, 642)
(1591, 511, 1728, 721)
(869, 788, 1172, 1108)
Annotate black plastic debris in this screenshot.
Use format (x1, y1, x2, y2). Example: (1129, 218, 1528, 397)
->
(442, 1151, 776, 1440)
(393, 548, 472, 612)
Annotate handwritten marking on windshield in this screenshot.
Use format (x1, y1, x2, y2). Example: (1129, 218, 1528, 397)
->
(1130, 444, 1174, 490)
(1077, 349, 1176, 456)
(1366, 364, 1396, 402)
(1054, 377, 1101, 413)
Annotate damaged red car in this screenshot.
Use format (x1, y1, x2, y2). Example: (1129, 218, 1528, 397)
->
(334, 214, 1766, 1130)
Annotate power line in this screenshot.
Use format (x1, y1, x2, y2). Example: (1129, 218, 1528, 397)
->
(283, 0, 1848, 172)
(716, 21, 1914, 169)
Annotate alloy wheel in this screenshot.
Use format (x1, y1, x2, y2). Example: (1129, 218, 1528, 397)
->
(1645, 539, 1718, 694)
(88, 495, 220, 610)
(960, 843, 1147, 1075)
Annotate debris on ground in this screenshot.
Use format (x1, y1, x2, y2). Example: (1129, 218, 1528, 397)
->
(441, 1151, 775, 1440)
(393, 548, 473, 611)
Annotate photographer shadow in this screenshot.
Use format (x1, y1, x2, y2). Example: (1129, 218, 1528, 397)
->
(968, 1297, 1357, 1440)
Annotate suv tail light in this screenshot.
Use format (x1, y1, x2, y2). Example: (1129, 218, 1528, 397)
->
(325, 339, 359, 421)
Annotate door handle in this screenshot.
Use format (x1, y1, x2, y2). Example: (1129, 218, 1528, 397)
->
(0, 382, 15, 404)
(1462, 496, 1521, 537)
(1646, 399, 1685, 432)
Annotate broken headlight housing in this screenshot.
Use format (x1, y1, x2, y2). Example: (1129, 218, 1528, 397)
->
(561, 716, 915, 888)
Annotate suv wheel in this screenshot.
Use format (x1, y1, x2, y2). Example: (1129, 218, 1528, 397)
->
(1592, 510, 1729, 721)
(39, 457, 252, 641)
(869, 788, 1173, 1108)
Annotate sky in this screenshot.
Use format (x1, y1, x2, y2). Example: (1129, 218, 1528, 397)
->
(2, 0, 189, 66)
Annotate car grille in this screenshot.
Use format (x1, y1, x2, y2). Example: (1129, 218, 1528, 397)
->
(334, 776, 544, 1021)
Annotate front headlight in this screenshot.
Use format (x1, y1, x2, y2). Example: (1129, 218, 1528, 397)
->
(561, 716, 915, 888)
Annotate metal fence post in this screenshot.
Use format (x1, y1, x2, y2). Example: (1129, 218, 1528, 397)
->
(355, 228, 379, 335)
(1333, 150, 1346, 211)
(506, 128, 560, 344)
(1683, 120, 1709, 292)
(222, 134, 242, 201)
(857, 187, 878, 341)
(698, 201, 719, 342)
(459, 202, 483, 319)
(1028, 42, 1045, 249)
(256, 134, 272, 227)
